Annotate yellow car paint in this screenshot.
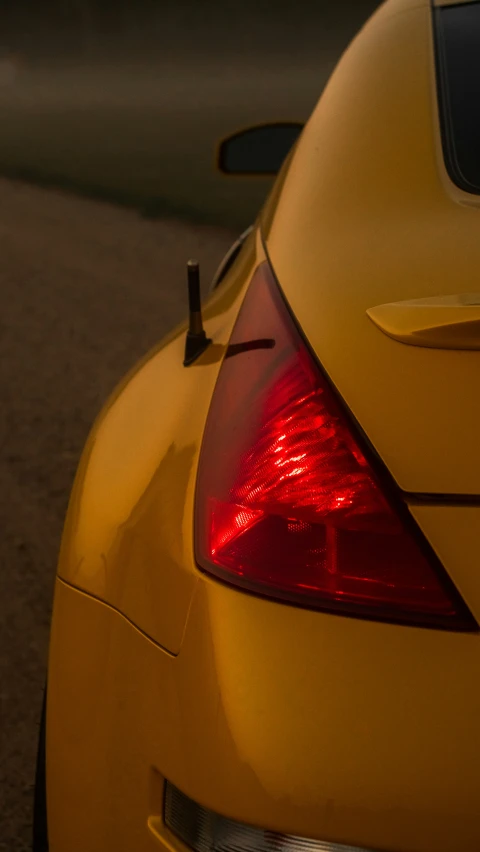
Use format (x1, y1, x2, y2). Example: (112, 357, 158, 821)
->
(261, 0, 480, 496)
(45, 0, 480, 851)
(367, 293, 480, 350)
(48, 514, 480, 852)
(55, 226, 263, 652)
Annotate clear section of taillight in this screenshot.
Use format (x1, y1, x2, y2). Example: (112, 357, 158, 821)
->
(164, 780, 377, 852)
(195, 261, 476, 630)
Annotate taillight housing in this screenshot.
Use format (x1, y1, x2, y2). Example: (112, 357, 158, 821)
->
(195, 261, 476, 631)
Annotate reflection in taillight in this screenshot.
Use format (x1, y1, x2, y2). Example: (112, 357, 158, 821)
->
(195, 261, 476, 630)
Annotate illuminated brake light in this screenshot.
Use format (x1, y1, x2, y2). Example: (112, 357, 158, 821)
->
(195, 261, 476, 630)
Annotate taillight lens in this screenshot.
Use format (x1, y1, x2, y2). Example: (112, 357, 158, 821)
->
(195, 262, 476, 630)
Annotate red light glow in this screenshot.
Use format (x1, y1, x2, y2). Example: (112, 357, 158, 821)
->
(195, 262, 476, 629)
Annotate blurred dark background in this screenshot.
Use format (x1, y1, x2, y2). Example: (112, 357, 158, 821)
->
(2, 0, 379, 63)
(0, 0, 381, 228)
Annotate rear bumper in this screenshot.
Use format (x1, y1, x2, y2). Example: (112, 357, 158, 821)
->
(47, 573, 480, 852)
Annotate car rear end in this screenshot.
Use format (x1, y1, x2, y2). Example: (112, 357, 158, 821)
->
(45, 0, 480, 850)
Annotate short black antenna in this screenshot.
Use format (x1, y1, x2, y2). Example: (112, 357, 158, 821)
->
(183, 259, 211, 366)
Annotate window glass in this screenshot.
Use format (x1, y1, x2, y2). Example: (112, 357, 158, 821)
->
(435, 1, 480, 193)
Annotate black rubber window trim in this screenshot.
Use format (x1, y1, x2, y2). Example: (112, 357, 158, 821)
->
(432, 0, 480, 194)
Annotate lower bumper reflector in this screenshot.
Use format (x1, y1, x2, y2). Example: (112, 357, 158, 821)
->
(164, 781, 376, 852)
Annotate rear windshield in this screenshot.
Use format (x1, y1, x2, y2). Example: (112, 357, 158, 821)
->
(434, 1, 480, 193)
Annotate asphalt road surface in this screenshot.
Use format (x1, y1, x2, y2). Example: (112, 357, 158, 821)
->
(0, 178, 237, 850)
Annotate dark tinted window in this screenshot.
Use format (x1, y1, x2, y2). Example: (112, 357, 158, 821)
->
(434, 1, 480, 192)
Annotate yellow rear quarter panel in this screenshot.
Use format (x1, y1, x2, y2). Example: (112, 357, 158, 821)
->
(55, 227, 262, 653)
(48, 542, 480, 852)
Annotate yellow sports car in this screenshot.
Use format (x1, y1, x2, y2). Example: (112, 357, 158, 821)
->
(34, 0, 480, 850)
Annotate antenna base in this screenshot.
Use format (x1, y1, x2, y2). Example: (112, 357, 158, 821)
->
(183, 330, 212, 366)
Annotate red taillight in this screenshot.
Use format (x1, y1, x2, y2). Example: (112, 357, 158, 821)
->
(195, 262, 476, 630)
